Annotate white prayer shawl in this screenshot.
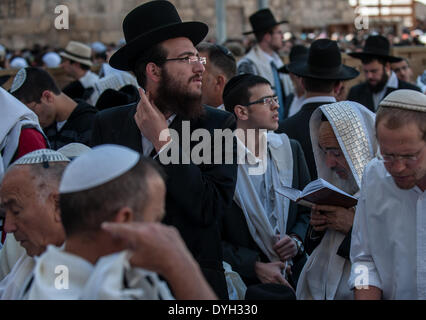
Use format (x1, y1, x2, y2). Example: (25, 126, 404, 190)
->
(234, 132, 293, 263)
(26, 245, 174, 300)
(349, 160, 426, 299)
(238, 45, 294, 96)
(0, 87, 45, 182)
(0, 233, 26, 281)
(296, 101, 377, 300)
(79, 70, 100, 106)
(0, 252, 34, 299)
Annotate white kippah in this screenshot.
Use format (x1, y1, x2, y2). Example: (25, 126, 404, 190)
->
(10, 68, 27, 93)
(59, 144, 140, 194)
(57, 143, 91, 160)
(13, 149, 70, 166)
(380, 89, 426, 113)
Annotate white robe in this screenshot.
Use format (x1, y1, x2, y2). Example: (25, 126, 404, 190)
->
(0, 233, 26, 281)
(0, 253, 34, 299)
(25, 245, 174, 300)
(349, 159, 426, 300)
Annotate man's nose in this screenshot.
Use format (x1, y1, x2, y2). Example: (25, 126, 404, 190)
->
(3, 212, 17, 234)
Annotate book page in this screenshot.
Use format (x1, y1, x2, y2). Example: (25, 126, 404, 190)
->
(275, 186, 302, 202)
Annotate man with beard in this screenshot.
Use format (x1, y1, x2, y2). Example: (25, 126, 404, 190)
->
(349, 89, 426, 299)
(296, 101, 377, 300)
(238, 8, 293, 121)
(90, 1, 237, 299)
(347, 35, 420, 112)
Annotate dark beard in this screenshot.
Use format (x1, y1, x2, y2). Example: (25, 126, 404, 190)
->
(368, 69, 388, 93)
(154, 68, 205, 119)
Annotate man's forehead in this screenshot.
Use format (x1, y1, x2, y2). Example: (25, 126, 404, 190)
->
(161, 37, 197, 55)
(318, 121, 339, 146)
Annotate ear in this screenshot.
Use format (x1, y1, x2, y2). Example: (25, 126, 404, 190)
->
(384, 62, 391, 74)
(40, 90, 55, 104)
(234, 104, 249, 121)
(113, 207, 134, 223)
(146, 62, 161, 83)
(216, 75, 226, 92)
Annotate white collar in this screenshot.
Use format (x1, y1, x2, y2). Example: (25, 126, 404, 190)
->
(303, 96, 336, 105)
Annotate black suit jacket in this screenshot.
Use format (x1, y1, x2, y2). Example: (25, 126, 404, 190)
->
(276, 101, 333, 180)
(347, 79, 421, 112)
(221, 139, 311, 288)
(91, 104, 238, 299)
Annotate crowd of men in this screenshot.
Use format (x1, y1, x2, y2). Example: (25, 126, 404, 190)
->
(0, 0, 425, 300)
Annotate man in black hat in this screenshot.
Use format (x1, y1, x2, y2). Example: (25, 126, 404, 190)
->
(276, 39, 359, 180)
(278, 45, 308, 118)
(347, 35, 420, 112)
(90, 0, 237, 299)
(238, 8, 292, 121)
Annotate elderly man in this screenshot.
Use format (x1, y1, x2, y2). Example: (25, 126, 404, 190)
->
(25, 145, 215, 300)
(90, 1, 237, 299)
(349, 89, 426, 299)
(0, 149, 69, 299)
(196, 42, 237, 110)
(296, 101, 377, 300)
(10, 67, 98, 150)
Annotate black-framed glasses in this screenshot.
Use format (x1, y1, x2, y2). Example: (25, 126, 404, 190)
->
(246, 96, 279, 107)
(215, 44, 235, 62)
(164, 56, 206, 65)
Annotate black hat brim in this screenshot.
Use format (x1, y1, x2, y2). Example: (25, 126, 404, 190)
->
(110, 21, 208, 71)
(348, 51, 403, 63)
(278, 64, 290, 74)
(287, 61, 360, 80)
(242, 20, 288, 35)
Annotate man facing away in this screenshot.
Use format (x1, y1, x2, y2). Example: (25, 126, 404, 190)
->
(10, 67, 97, 150)
(221, 74, 311, 298)
(296, 101, 377, 300)
(197, 42, 237, 110)
(349, 89, 426, 299)
(90, 1, 238, 299)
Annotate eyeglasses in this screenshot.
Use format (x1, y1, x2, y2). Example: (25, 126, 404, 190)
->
(377, 150, 422, 166)
(246, 96, 279, 107)
(319, 146, 343, 158)
(214, 44, 235, 62)
(164, 56, 206, 65)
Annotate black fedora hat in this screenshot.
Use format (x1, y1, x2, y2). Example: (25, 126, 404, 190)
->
(288, 39, 359, 80)
(109, 1, 208, 71)
(348, 35, 402, 63)
(243, 8, 288, 35)
(279, 45, 308, 74)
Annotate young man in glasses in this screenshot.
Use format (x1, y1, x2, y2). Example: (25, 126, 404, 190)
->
(349, 89, 426, 300)
(90, 1, 238, 299)
(197, 42, 237, 110)
(221, 74, 311, 299)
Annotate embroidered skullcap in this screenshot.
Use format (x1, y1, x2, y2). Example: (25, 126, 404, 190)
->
(59, 144, 140, 194)
(57, 143, 91, 160)
(10, 68, 27, 93)
(13, 149, 70, 166)
(379, 89, 426, 113)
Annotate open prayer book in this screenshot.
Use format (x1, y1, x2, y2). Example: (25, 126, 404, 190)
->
(275, 178, 358, 209)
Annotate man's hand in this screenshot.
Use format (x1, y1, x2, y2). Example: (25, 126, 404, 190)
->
(134, 88, 170, 153)
(313, 204, 355, 235)
(310, 207, 328, 232)
(273, 235, 298, 261)
(254, 261, 293, 291)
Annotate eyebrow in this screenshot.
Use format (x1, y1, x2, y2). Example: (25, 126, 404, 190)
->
(1, 199, 20, 209)
(176, 51, 198, 58)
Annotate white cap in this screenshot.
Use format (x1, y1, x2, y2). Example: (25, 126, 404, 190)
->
(59, 144, 140, 194)
(380, 89, 426, 113)
(57, 143, 91, 160)
(91, 41, 106, 54)
(10, 57, 28, 69)
(42, 52, 62, 68)
(13, 149, 70, 166)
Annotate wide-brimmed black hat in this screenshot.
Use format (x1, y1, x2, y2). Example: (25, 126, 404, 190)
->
(243, 8, 288, 35)
(348, 35, 402, 63)
(109, 1, 208, 71)
(279, 45, 308, 74)
(288, 39, 359, 80)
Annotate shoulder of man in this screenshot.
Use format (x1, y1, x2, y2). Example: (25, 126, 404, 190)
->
(237, 57, 258, 75)
(197, 105, 236, 131)
(397, 79, 422, 92)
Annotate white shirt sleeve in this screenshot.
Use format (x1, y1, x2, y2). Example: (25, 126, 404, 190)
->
(349, 174, 383, 291)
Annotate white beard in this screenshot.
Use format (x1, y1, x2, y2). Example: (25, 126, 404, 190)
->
(329, 170, 359, 196)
